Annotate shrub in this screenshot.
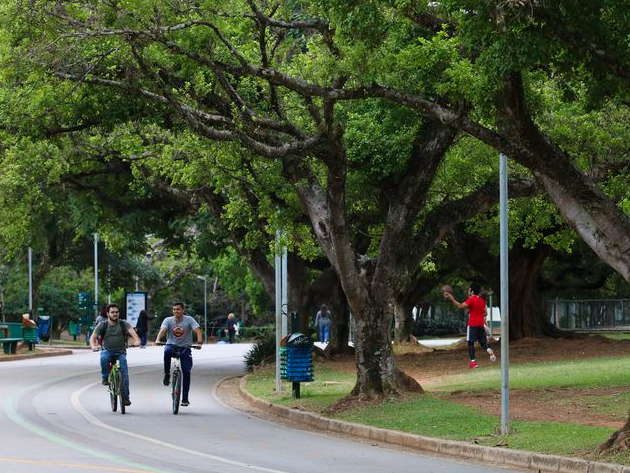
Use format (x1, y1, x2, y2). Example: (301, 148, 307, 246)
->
(244, 328, 276, 372)
(240, 324, 274, 341)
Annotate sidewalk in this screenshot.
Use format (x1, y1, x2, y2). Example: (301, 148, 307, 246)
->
(237, 376, 628, 473)
(0, 346, 73, 362)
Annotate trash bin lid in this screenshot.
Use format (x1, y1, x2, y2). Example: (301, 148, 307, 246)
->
(286, 333, 312, 348)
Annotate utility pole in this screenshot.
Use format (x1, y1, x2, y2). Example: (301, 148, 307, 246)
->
(499, 153, 510, 435)
(28, 247, 33, 318)
(94, 233, 99, 319)
(196, 275, 208, 343)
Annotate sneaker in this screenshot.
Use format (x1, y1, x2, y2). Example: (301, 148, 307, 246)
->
(102, 379, 109, 386)
(469, 360, 478, 369)
(123, 398, 131, 406)
(181, 400, 190, 407)
(163, 374, 170, 386)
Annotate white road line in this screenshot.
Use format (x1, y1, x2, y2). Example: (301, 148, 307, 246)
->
(71, 382, 293, 473)
(4, 374, 172, 473)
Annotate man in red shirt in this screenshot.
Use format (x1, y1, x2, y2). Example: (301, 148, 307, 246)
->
(444, 283, 497, 369)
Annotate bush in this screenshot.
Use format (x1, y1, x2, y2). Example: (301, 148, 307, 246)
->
(240, 324, 274, 341)
(244, 328, 276, 372)
(413, 316, 466, 337)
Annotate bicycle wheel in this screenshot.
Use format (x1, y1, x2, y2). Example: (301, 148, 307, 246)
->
(116, 368, 125, 415)
(172, 368, 181, 415)
(109, 368, 117, 412)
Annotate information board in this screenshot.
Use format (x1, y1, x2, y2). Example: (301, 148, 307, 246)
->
(125, 292, 147, 328)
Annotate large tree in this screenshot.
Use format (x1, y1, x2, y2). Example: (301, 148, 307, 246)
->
(0, 0, 541, 398)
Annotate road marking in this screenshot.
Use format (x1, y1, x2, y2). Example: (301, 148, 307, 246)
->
(3, 374, 173, 473)
(72, 382, 293, 473)
(0, 456, 153, 472)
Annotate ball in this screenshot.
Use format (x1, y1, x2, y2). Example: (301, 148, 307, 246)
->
(441, 284, 453, 295)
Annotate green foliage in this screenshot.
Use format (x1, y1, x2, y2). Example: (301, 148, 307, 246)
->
(244, 327, 276, 371)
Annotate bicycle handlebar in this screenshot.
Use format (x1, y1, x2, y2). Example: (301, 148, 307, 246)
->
(155, 341, 202, 349)
(92, 344, 140, 352)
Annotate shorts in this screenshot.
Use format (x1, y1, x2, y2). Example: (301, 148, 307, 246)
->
(467, 326, 488, 347)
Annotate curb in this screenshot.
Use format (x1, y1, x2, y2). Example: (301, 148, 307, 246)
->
(238, 376, 627, 473)
(0, 349, 73, 362)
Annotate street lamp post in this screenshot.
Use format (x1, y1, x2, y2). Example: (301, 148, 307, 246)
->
(499, 153, 510, 435)
(196, 275, 208, 343)
(28, 247, 33, 318)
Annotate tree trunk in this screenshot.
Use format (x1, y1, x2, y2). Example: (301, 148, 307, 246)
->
(350, 305, 422, 398)
(328, 302, 351, 355)
(31, 258, 51, 321)
(507, 242, 560, 339)
(393, 300, 414, 343)
(450, 226, 565, 339)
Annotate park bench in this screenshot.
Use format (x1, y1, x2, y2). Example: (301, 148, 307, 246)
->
(22, 327, 38, 350)
(0, 338, 23, 354)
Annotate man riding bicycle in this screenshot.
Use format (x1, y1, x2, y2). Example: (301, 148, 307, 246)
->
(155, 302, 203, 407)
(89, 304, 140, 406)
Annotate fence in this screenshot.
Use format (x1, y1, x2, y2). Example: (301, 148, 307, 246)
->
(546, 299, 630, 330)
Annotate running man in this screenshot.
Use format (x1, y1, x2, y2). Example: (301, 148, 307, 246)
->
(155, 302, 203, 406)
(89, 304, 140, 405)
(444, 283, 496, 369)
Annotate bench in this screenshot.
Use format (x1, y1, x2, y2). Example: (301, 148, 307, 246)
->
(22, 326, 38, 350)
(0, 338, 24, 354)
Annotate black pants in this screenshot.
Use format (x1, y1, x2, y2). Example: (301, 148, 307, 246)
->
(467, 326, 488, 360)
(228, 329, 235, 344)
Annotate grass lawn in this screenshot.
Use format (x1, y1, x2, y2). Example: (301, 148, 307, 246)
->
(245, 356, 627, 463)
(595, 333, 630, 341)
(429, 356, 630, 391)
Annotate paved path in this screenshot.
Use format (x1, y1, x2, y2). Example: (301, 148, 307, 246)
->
(0, 345, 523, 473)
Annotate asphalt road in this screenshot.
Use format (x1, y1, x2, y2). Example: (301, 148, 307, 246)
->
(0, 345, 523, 473)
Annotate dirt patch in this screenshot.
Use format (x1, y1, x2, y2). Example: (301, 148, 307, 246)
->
(321, 335, 630, 428)
(444, 386, 628, 429)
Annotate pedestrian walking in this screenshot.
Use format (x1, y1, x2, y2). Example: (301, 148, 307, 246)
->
(315, 304, 331, 343)
(135, 309, 152, 348)
(226, 312, 237, 344)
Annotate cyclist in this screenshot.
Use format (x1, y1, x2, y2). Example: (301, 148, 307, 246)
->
(155, 302, 203, 407)
(89, 303, 140, 406)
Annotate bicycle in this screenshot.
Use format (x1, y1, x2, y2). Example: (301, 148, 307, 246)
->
(93, 347, 128, 414)
(107, 356, 126, 415)
(156, 342, 201, 414)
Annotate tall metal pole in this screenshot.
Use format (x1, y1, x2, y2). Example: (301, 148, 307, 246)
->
(28, 247, 33, 317)
(499, 153, 510, 435)
(94, 233, 99, 318)
(274, 230, 283, 392)
(203, 277, 208, 344)
(281, 244, 288, 337)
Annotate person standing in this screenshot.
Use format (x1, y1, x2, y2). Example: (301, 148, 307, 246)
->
(89, 304, 140, 406)
(444, 283, 496, 369)
(155, 302, 203, 407)
(135, 309, 152, 348)
(226, 312, 237, 344)
(315, 304, 331, 343)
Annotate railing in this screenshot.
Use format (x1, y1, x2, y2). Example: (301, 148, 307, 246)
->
(546, 299, 630, 330)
